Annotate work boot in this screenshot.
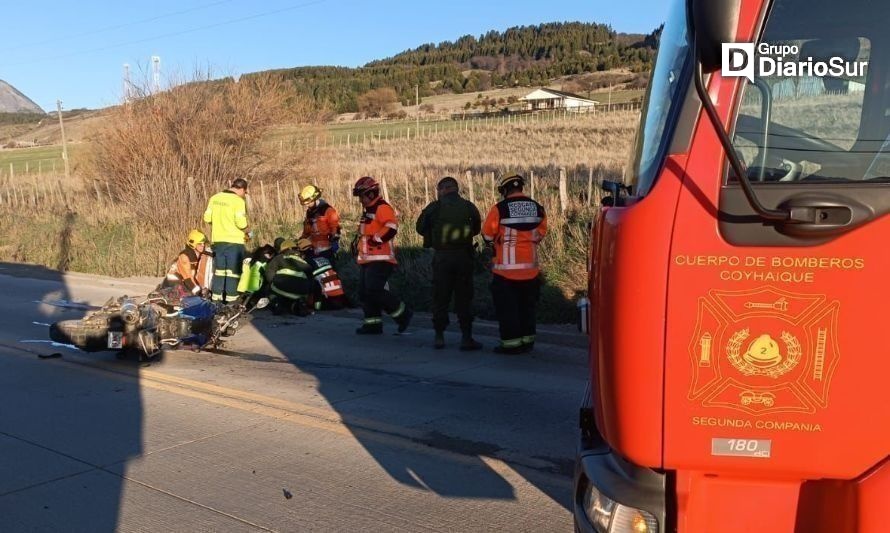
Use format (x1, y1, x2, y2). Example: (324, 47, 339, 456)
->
(355, 322, 383, 335)
(459, 327, 482, 351)
(395, 306, 413, 333)
(434, 331, 445, 350)
(520, 342, 535, 353)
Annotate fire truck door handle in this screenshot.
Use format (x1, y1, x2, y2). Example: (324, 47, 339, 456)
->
(777, 196, 867, 237)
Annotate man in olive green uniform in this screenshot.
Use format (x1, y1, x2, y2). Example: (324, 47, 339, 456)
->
(416, 177, 483, 351)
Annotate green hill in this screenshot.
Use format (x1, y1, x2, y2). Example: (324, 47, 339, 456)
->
(255, 22, 660, 113)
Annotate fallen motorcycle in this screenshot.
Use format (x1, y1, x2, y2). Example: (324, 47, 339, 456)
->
(48, 292, 268, 361)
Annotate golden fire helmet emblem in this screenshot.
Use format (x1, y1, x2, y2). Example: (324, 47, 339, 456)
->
(688, 286, 840, 415)
(744, 334, 782, 367)
(727, 329, 801, 378)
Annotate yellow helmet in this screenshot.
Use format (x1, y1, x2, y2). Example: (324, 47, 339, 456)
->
(296, 237, 314, 252)
(744, 334, 782, 367)
(187, 229, 207, 248)
(279, 239, 297, 252)
(299, 184, 322, 206)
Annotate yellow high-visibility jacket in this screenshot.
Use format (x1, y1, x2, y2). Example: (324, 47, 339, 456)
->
(203, 190, 248, 244)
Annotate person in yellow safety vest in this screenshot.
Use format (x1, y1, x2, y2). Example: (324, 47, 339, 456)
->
(203, 178, 250, 302)
(236, 244, 276, 296)
(162, 229, 213, 297)
(263, 239, 316, 316)
(299, 184, 342, 266)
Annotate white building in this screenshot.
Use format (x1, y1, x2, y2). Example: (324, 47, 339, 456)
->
(520, 88, 599, 112)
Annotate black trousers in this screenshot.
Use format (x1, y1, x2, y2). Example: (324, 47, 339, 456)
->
(359, 262, 403, 319)
(490, 274, 540, 347)
(432, 248, 475, 332)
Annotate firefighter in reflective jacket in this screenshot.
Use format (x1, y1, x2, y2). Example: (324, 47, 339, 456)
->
(351, 176, 413, 335)
(263, 239, 315, 315)
(163, 230, 213, 296)
(299, 184, 341, 265)
(482, 174, 547, 354)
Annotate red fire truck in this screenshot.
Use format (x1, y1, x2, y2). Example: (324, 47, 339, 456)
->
(574, 0, 890, 531)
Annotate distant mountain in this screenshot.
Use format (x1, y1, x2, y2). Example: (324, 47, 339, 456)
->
(255, 22, 660, 113)
(0, 80, 44, 114)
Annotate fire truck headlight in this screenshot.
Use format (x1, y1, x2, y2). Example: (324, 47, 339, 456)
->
(582, 483, 659, 533)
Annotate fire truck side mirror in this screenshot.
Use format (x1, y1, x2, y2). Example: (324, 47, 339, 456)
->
(690, 0, 742, 72)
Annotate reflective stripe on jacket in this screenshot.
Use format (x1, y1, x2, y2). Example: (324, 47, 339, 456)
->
(302, 201, 341, 253)
(482, 193, 547, 280)
(166, 248, 211, 292)
(203, 190, 248, 244)
(311, 256, 345, 298)
(357, 198, 398, 265)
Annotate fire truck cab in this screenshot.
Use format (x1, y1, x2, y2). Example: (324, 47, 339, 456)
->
(575, 0, 890, 531)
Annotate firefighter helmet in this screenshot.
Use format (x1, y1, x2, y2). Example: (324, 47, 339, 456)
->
(744, 334, 782, 367)
(299, 184, 322, 206)
(279, 239, 297, 252)
(497, 173, 525, 194)
(296, 237, 313, 252)
(352, 176, 380, 197)
(187, 229, 207, 248)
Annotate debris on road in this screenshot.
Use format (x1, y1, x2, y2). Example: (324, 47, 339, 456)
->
(283, 488, 293, 500)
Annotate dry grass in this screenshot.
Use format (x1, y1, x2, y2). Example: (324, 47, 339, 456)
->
(0, 104, 639, 322)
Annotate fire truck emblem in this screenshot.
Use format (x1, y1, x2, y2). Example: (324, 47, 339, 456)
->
(688, 286, 840, 415)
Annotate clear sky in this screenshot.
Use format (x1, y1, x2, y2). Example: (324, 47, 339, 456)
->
(1, 0, 669, 112)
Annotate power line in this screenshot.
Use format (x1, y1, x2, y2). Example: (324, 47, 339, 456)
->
(0, 0, 326, 67)
(0, 0, 236, 53)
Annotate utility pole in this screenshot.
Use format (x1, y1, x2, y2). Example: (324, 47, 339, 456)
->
(415, 84, 420, 135)
(56, 100, 70, 181)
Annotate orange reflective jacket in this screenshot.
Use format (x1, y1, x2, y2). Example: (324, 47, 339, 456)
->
(357, 198, 398, 265)
(482, 193, 547, 280)
(166, 248, 211, 292)
(311, 257, 345, 298)
(301, 201, 341, 253)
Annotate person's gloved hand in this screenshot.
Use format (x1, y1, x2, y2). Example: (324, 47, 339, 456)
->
(191, 285, 202, 295)
(200, 288, 211, 299)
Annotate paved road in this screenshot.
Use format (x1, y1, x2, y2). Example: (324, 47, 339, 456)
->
(0, 263, 587, 532)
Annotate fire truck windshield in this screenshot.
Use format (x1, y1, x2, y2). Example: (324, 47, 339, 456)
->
(730, 0, 890, 184)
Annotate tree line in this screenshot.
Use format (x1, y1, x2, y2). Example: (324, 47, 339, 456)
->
(251, 22, 661, 113)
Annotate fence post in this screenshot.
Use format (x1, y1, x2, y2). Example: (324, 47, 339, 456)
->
(530, 170, 536, 199)
(559, 167, 568, 214)
(347, 133, 350, 147)
(381, 176, 390, 202)
(587, 167, 594, 207)
(424, 175, 430, 205)
(186, 176, 196, 207)
(465, 170, 475, 204)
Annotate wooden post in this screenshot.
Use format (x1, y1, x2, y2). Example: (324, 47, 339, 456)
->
(530, 170, 536, 199)
(381, 176, 390, 202)
(465, 170, 475, 204)
(424, 175, 430, 205)
(559, 167, 568, 213)
(587, 167, 594, 207)
(347, 133, 351, 147)
(276, 181, 283, 212)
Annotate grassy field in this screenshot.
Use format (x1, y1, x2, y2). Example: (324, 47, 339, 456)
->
(0, 107, 640, 322)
